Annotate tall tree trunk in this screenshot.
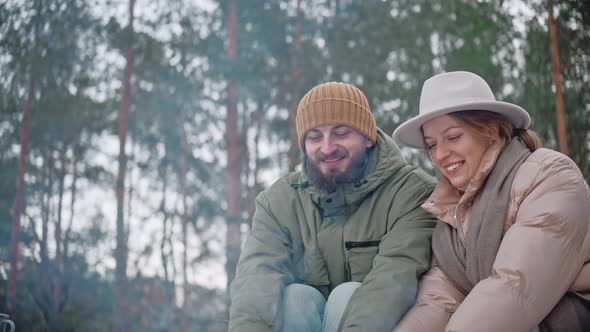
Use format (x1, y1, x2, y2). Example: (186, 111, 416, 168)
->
(288, 0, 303, 171)
(245, 103, 263, 223)
(40, 152, 57, 330)
(41, 146, 67, 331)
(158, 161, 170, 283)
(63, 144, 80, 310)
(180, 125, 189, 332)
(7, 76, 34, 319)
(51, 146, 67, 328)
(114, 0, 135, 330)
(225, 0, 242, 297)
(126, 143, 135, 233)
(548, 0, 570, 155)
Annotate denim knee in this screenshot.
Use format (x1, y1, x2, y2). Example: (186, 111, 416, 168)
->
(323, 282, 362, 332)
(327, 281, 362, 305)
(281, 283, 326, 332)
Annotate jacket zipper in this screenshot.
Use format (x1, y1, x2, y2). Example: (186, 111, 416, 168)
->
(344, 241, 381, 250)
(343, 226, 350, 282)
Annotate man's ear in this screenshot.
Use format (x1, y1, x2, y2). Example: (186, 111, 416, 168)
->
(366, 139, 374, 148)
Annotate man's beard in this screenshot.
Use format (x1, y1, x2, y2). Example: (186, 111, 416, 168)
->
(307, 149, 369, 193)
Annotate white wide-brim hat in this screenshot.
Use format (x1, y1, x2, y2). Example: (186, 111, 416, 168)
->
(392, 71, 531, 149)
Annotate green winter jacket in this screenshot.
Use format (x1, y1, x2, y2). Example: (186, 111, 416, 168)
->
(228, 129, 437, 332)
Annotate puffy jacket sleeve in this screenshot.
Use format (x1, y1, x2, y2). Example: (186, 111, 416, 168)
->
(339, 171, 438, 331)
(228, 190, 295, 332)
(446, 152, 590, 332)
(395, 266, 465, 332)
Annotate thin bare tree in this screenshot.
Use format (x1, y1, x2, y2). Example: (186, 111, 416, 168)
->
(7, 75, 33, 319)
(180, 124, 190, 332)
(288, 0, 303, 171)
(548, 0, 570, 155)
(224, 0, 242, 296)
(114, 0, 136, 330)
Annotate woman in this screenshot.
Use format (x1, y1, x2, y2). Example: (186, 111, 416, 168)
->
(392, 71, 590, 331)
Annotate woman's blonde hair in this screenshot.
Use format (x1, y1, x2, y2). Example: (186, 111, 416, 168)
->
(426, 110, 541, 152)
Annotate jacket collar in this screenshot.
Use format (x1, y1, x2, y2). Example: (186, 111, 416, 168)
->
(423, 137, 506, 226)
(289, 128, 408, 208)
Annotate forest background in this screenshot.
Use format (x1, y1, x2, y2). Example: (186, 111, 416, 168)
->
(0, 0, 588, 330)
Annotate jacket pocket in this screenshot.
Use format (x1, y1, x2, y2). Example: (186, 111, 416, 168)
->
(345, 241, 380, 282)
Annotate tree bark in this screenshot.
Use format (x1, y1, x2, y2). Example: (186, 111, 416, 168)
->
(245, 103, 263, 223)
(181, 125, 189, 332)
(7, 76, 34, 319)
(114, 0, 135, 330)
(288, 0, 303, 171)
(548, 0, 570, 155)
(62, 144, 80, 312)
(225, 0, 242, 297)
(158, 161, 170, 283)
(40, 151, 57, 330)
(53, 147, 67, 315)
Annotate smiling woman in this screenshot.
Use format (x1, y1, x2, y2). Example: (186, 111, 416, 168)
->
(393, 71, 590, 331)
(422, 115, 490, 190)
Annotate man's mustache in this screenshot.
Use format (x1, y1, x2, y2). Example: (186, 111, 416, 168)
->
(317, 149, 348, 161)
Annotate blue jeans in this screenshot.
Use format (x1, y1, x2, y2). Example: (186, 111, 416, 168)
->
(281, 282, 361, 332)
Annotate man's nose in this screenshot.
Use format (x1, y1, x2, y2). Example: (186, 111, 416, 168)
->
(320, 136, 337, 155)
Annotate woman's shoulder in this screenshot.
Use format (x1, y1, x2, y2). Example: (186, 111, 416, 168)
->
(514, 147, 589, 200)
(518, 148, 585, 180)
(526, 147, 576, 165)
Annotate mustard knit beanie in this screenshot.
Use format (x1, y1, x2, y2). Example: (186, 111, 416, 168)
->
(296, 82, 377, 151)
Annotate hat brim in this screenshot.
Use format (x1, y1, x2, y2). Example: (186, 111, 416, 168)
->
(392, 101, 531, 149)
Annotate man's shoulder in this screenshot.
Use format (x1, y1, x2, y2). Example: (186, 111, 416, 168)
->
(380, 163, 436, 192)
(405, 166, 436, 187)
(258, 171, 306, 200)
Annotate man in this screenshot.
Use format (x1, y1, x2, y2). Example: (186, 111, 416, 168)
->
(229, 82, 437, 331)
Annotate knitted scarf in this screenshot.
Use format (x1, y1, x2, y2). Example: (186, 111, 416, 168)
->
(432, 138, 530, 294)
(433, 138, 590, 330)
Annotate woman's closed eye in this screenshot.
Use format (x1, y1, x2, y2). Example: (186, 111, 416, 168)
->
(447, 134, 462, 142)
(446, 133, 463, 143)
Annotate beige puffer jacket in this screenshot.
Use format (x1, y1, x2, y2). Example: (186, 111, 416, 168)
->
(395, 147, 590, 332)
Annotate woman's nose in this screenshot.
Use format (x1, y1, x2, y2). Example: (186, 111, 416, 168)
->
(433, 144, 450, 162)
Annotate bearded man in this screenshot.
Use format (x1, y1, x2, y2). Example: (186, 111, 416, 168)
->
(229, 82, 437, 332)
